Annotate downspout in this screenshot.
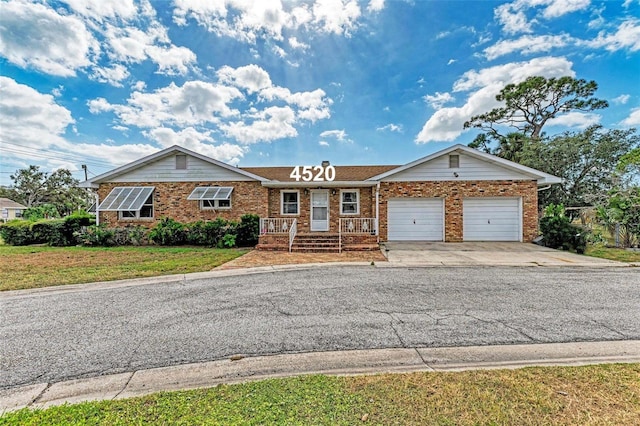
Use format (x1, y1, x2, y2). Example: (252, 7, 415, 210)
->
(375, 182, 380, 243)
(95, 191, 100, 226)
(537, 185, 551, 192)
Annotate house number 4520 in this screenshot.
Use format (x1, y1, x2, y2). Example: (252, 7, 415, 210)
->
(289, 165, 336, 182)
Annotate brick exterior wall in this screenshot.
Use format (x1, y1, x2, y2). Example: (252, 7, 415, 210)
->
(97, 181, 268, 227)
(266, 187, 376, 233)
(379, 180, 538, 242)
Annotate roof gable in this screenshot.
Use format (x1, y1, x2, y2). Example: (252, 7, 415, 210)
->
(80, 146, 267, 188)
(0, 198, 27, 209)
(369, 144, 561, 185)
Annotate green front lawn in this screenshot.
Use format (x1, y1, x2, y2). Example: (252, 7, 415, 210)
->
(585, 245, 640, 263)
(3, 364, 639, 425)
(0, 245, 247, 291)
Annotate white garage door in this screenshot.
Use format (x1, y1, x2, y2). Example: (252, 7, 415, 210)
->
(463, 198, 521, 241)
(387, 198, 444, 241)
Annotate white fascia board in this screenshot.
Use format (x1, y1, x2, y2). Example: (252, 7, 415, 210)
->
(262, 181, 377, 188)
(80, 145, 268, 187)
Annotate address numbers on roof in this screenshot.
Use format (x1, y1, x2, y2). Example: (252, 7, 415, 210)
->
(289, 165, 335, 182)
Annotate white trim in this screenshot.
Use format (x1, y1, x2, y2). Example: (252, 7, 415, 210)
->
(80, 145, 267, 188)
(280, 190, 300, 216)
(200, 199, 232, 210)
(340, 189, 360, 215)
(368, 144, 562, 185)
(310, 189, 330, 232)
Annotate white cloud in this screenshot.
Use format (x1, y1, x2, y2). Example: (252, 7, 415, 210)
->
(319, 141, 330, 146)
(494, 2, 534, 35)
(416, 56, 575, 143)
(289, 37, 310, 50)
(447, 59, 457, 65)
(218, 64, 273, 93)
(585, 19, 640, 52)
(89, 65, 333, 146)
(376, 123, 403, 132)
(613, 94, 631, 105)
(61, 0, 139, 22)
(424, 92, 455, 110)
(173, 0, 367, 49)
(367, 0, 385, 13)
(221, 106, 298, 144)
(621, 107, 640, 127)
(547, 111, 601, 128)
(0, 76, 74, 150)
(541, 0, 591, 19)
(484, 34, 572, 60)
(144, 127, 247, 164)
(90, 64, 130, 86)
(0, 1, 98, 76)
(494, 0, 591, 34)
(319, 129, 352, 142)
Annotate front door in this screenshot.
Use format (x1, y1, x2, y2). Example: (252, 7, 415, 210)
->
(310, 190, 329, 231)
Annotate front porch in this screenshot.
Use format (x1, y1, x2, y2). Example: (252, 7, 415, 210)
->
(257, 217, 379, 252)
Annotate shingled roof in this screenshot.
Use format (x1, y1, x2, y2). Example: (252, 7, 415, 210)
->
(241, 165, 399, 182)
(0, 198, 27, 209)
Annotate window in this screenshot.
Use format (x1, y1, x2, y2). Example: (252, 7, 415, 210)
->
(188, 186, 233, 210)
(14, 210, 22, 218)
(341, 190, 359, 215)
(449, 154, 460, 168)
(119, 192, 154, 219)
(201, 199, 231, 209)
(281, 191, 299, 215)
(176, 154, 187, 170)
(98, 187, 155, 220)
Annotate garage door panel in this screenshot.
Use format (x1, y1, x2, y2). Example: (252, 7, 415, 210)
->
(388, 198, 443, 241)
(463, 198, 520, 241)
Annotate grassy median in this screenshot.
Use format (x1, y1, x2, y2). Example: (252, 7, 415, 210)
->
(2, 364, 639, 425)
(0, 245, 247, 291)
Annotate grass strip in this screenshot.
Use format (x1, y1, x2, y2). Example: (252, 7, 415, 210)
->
(0, 246, 247, 291)
(585, 246, 640, 263)
(2, 364, 639, 425)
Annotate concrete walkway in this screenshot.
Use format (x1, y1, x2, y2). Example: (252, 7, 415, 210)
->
(2, 340, 638, 412)
(381, 242, 631, 267)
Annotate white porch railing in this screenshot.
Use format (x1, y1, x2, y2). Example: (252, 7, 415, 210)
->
(339, 218, 377, 253)
(260, 217, 298, 252)
(289, 219, 297, 252)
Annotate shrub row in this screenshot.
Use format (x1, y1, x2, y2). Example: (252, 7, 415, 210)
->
(75, 214, 260, 248)
(0, 211, 95, 246)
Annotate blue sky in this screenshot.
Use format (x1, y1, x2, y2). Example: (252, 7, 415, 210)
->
(1, 0, 639, 186)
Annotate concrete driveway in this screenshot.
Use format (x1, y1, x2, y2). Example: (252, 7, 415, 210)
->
(380, 242, 627, 267)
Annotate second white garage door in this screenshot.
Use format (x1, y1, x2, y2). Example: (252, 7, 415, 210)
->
(387, 198, 444, 241)
(463, 198, 521, 241)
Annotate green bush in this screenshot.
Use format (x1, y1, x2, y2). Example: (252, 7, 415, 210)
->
(185, 218, 237, 247)
(236, 214, 260, 247)
(0, 220, 34, 246)
(540, 204, 587, 253)
(30, 219, 67, 246)
(75, 224, 115, 246)
(149, 218, 186, 245)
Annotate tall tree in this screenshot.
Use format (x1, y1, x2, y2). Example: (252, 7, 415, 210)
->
(520, 126, 639, 208)
(6, 166, 87, 216)
(465, 76, 609, 153)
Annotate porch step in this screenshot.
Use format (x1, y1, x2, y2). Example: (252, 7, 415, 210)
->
(291, 233, 340, 253)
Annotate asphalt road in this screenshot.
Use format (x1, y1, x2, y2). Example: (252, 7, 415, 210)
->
(1, 266, 639, 389)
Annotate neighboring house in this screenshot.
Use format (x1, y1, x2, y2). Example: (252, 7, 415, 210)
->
(80, 144, 561, 250)
(0, 198, 27, 222)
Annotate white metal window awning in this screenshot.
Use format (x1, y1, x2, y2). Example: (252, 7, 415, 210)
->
(98, 187, 154, 211)
(187, 186, 234, 200)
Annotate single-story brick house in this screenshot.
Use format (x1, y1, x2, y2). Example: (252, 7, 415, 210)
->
(80, 144, 560, 250)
